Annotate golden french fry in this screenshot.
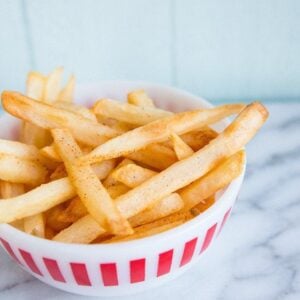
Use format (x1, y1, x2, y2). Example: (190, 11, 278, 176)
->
(0, 177, 76, 223)
(0, 139, 45, 162)
(127, 90, 155, 108)
(0, 181, 25, 198)
(51, 128, 133, 235)
(57, 197, 87, 223)
(129, 193, 184, 227)
(96, 115, 133, 132)
(26, 72, 45, 100)
(180, 151, 245, 211)
(50, 164, 67, 180)
(81, 104, 245, 164)
(93, 98, 172, 126)
(127, 143, 177, 170)
(54, 214, 106, 244)
(170, 133, 194, 160)
(44, 67, 64, 102)
(107, 183, 130, 199)
(57, 75, 75, 103)
(190, 196, 215, 216)
(45, 226, 56, 239)
(0, 182, 25, 231)
(2, 92, 120, 147)
(107, 220, 185, 243)
(24, 213, 45, 238)
(0, 154, 47, 185)
(114, 102, 267, 219)
(103, 159, 134, 187)
(20, 71, 52, 148)
(111, 163, 157, 188)
(46, 204, 71, 231)
(180, 127, 218, 151)
(53, 101, 97, 122)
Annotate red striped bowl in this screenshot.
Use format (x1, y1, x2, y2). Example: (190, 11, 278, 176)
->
(0, 82, 245, 296)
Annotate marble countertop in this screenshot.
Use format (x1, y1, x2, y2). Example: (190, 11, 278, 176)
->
(0, 103, 299, 300)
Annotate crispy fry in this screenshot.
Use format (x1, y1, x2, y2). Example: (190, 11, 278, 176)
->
(0, 154, 47, 185)
(81, 104, 245, 164)
(54, 214, 106, 244)
(2, 92, 120, 147)
(46, 204, 71, 231)
(127, 90, 155, 108)
(180, 151, 245, 211)
(26, 72, 45, 100)
(0, 177, 76, 223)
(50, 164, 67, 180)
(0, 139, 44, 162)
(180, 127, 218, 151)
(93, 98, 171, 126)
(170, 133, 194, 160)
(115, 103, 267, 218)
(53, 101, 97, 122)
(103, 159, 134, 187)
(0, 181, 25, 198)
(44, 67, 64, 102)
(129, 193, 184, 227)
(190, 196, 215, 216)
(24, 213, 45, 238)
(127, 143, 177, 170)
(57, 75, 75, 103)
(51, 128, 133, 235)
(107, 220, 185, 243)
(57, 197, 87, 223)
(111, 163, 157, 188)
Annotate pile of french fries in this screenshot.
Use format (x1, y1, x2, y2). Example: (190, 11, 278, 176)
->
(0, 68, 269, 244)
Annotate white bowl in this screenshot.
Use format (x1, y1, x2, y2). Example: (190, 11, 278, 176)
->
(0, 81, 245, 297)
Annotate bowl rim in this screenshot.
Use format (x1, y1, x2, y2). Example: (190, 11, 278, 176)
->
(0, 80, 246, 251)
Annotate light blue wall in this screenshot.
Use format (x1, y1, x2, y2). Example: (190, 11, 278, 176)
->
(0, 0, 299, 103)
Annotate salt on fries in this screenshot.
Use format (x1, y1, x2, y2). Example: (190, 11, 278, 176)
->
(0, 68, 268, 244)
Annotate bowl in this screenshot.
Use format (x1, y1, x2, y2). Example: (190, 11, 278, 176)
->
(0, 81, 245, 297)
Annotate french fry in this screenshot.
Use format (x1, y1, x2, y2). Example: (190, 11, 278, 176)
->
(190, 196, 215, 216)
(57, 197, 87, 223)
(180, 127, 218, 151)
(127, 90, 155, 108)
(170, 133, 194, 160)
(107, 220, 185, 243)
(53, 214, 106, 244)
(114, 103, 267, 218)
(0, 154, 47, 185)
(2, 92, 121, 147)
(20, 71, 52, 148)
(45, 226, 56, 239)
(0, 177, 76, 223)
(111, 163, 157, 188)
(46, 204, 71, 231)
(107, 183, 130, 199)
(53, 192, 186, 244)
(127, 143, 177, 170)
(24, 213, 45, 238)
(53, 101, 97, 122)
(57, 75, 75, 103)
(40, 144, 61, 162)
(129, 193, 184, 227)
(44, 67, 64, 102)
(26, 72, 45, 100)
(0, 181, 25, 198)
(96, 115, 133, 132)
(180, 151, 245, 211)
(0, 182, 25, 231)
(103, 159, 134, 187)
(50, 164, 67, 180)
(51, 128, 133, 235)
(0, 139, 45, 162)
(81, 104, 245, 164)
(93, 98, 172, 126)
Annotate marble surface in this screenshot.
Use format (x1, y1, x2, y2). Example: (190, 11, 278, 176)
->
(0, 102, 299, 300)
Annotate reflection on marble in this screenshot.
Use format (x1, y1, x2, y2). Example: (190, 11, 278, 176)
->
(0, 103, 299, 300)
